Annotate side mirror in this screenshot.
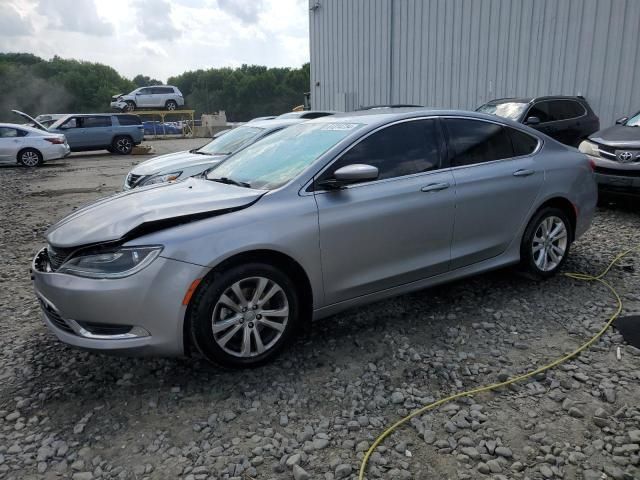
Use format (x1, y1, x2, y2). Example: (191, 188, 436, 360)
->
(615, 117, 628, 125)
(525, 116, 541, 126)
(318, 164, 379, 189)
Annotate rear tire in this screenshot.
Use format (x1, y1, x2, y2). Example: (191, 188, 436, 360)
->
(112, 136, 133, 155)
(165, 100, 178, 111)
(18, 148, 43, 167)
(520, 207, 572, 278)
(189, 263, 300, 368)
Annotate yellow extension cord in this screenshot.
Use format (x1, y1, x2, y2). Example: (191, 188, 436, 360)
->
(358, 246, 639, 479)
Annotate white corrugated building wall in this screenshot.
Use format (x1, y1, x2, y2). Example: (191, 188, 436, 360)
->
(308, 0, 640, 126)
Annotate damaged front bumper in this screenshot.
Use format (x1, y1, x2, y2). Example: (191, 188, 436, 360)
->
(31, 247, 207, 357)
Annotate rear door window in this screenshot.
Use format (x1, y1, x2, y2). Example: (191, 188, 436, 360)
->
(321, 119, 443, 182)
(555, 100, 586, 120)
(152, 87, 173, 94)
(116, 115, 142, 126)
(443, 118, 514, 166)
(82, 116, 112, 128)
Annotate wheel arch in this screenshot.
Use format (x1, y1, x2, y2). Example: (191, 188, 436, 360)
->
(532, 196, 577, 238)
(16, 147, 42, 164)
(182, 249, 314, 356)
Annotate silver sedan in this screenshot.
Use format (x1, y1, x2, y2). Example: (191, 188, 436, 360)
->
(31, 109, 597, 367)
(0, 123, 69, 167)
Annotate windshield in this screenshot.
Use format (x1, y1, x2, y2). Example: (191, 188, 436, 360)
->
(477, 101, 529, 121)
(625, 112, 640, 127)
(197, 126, 263, 155)
(206, 122, 363, 190)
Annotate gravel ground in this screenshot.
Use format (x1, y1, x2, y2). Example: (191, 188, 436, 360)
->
(1, 138, 639, 480)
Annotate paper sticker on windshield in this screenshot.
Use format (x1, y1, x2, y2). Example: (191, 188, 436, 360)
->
(321, 123, 361, 131)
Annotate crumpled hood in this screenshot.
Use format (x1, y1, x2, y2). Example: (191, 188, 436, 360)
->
(131, 150, 228, 176)
(590, 125, 640, 148)
(46, 177, 264, 248)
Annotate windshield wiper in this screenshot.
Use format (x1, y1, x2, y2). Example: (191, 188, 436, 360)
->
(209, 177, 252, 188)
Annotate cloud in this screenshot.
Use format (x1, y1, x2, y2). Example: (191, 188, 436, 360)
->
(0, 0, 310, 80)
(0, 4, 34, 36)
(134, 0, 181, 41)
(217, 0, 265, 24)
(37, 0, 113, 36)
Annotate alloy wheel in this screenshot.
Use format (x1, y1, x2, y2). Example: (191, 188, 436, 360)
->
(211, 276, 289, 358)
(116, 137, 132, 154)
(532, 216, 568, 272)
(167, 102, 177, 111)
(21, 151, 40, 167)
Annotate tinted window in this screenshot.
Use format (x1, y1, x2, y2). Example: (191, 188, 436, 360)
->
(0, 127, 18, 138)
(138, 88, 153, 94)
(444, 119, 513, 166)
(557, 100, 586, 119)
(82, 116, 111, 128)
(528, 100, 586, 123)
(324, 119, 442, 182)
(116, 115, 142, 125)
(152, 87, 173, 94)
(508, 128, 539, 156)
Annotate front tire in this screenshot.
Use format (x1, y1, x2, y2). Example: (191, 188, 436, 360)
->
(18, 148, 43, 167)
(112, 136, 133, 155)
(189, 263, 300, 368)
(125, 101, 136, 112)
(520, 207, 572, 278)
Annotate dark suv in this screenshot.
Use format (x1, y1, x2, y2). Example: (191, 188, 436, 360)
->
(477, 96, 600, 147)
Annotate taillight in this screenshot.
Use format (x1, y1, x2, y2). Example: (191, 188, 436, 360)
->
(45, 137, 65, 144)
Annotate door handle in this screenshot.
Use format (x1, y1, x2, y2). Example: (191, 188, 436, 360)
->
(513, 169, 535, 177)
(421, 182, 450, 192)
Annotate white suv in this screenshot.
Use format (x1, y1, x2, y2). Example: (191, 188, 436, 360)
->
(110, 86, 185, 112)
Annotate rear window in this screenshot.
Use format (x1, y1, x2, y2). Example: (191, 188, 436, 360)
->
(508, 128, 539, 156)
(116, 115, 142, 126)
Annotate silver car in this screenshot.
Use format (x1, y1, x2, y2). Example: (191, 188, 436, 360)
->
(124, 118, 304, 189)
(0, 123, 69, 167)
(111, 86, 184, 112)
(31, 110, 597, 367)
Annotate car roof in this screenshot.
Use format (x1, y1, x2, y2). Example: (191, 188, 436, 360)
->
(276, 110, 338, 118)
(306, 108, 530, 130)
(247, 118, 306, 129)
(485, 95, 587, 104)
(0, 122, 51, 134)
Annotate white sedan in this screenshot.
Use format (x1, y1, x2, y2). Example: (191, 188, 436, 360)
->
(0, 123, 70, 167)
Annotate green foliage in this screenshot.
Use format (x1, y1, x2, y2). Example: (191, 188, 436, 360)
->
(0, 53, 134, 121)
(0, 53, 311, 123)
(168, 63, 310, 121)
(133, 74, 162, 87)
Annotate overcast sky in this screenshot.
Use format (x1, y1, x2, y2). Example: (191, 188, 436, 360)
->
(1, 0, 310, 81)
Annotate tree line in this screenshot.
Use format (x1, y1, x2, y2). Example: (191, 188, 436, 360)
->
(0, 53, 310, 122)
